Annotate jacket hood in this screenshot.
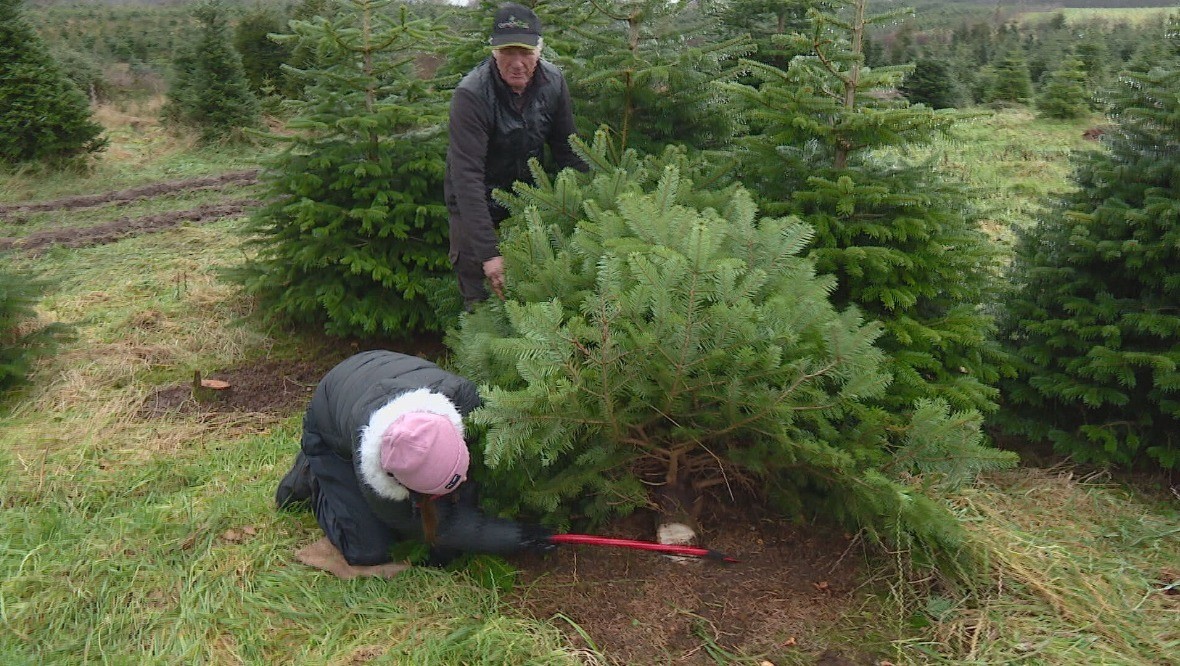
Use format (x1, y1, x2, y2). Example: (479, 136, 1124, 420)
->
(357, 389, 466, 501)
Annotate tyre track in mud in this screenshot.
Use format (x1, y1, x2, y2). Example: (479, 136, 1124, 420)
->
(0, 198, 260, 256)
(0, 169, 259, 216)
(0, 169, 263, 255)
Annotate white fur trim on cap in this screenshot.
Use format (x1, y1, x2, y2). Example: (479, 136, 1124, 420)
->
(357, 389, 465, 500)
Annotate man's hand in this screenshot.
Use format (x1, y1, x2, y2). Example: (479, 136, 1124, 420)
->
(482, 255, 506, 300)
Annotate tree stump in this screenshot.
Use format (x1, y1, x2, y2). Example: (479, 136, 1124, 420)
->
(192, 370, 232, 404)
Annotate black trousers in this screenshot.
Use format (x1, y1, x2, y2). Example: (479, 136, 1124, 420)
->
(448, 208, 509, 309)
(449, 246, 490, 308)
(306, 451, 400, 566)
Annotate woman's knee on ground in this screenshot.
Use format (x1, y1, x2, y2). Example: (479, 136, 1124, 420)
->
(338, 537, 394, 566)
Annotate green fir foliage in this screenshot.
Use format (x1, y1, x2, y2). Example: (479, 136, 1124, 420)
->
(0, 0, 106, 164)
(275, 0, 340, 98)
(163, 0, 260, 143)
(50, 45, 109, 104)
(233, 5, 293, 96)
(234, 0, 455, 337)
(999, 26, 1180, 470)
(876, 10, 1165, 107)
(1036, 56, 1091, 120)
(986, 49, 1034, 106)
(450, 133, 1014, 557)
(900, 57, 964, 109)
(558, 0, 753, 154)
(716, 0, 812, 71)
(726, 0, 1011, 419)
(429, 0, 494, 84)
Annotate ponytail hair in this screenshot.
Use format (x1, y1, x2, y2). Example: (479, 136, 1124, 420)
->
(419, 495, 439, 545)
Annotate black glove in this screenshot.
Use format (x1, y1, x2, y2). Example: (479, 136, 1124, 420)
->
(518, 523, 556, 555)
(425, 546, 462, 568)
(433, 502, 526, 555)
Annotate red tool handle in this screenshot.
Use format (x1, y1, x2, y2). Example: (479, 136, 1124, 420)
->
(549, 533, 739, 563)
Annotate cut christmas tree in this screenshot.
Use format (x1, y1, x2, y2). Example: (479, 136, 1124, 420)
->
(451, 134, 1014, 559)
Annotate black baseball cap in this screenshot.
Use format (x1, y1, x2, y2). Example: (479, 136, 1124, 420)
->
(490, 3, 541, 49)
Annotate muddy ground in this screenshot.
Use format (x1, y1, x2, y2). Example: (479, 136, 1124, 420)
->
(0, 169, 258, 216)
(0, 170, 264, 255)
(13, 176, 887, 665)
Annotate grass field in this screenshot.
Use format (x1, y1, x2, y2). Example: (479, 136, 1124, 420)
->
(2, 100, 1178, 664)
(1018, 7, 1175, 27)
(927, 107, 1104, 247)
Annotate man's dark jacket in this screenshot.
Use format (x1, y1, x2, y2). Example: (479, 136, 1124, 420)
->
(299, 350, 528, 563)
(444, 58, 585, 264)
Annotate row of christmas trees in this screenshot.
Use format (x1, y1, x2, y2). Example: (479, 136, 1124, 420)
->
(228, 0, 1180, 557)
(3, 0, 1176, 563)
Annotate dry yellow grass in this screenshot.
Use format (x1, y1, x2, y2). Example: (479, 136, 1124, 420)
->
(915, 469, 1180, 664)
(89, 95, 165, 129)
(6, 222, 273, 477)
(92, 95, 200, 166)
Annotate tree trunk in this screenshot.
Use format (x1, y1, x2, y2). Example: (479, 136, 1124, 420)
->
(652, 452, 703, 562)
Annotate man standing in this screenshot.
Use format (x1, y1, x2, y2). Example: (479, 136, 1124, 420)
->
(444, 3, 586, 308)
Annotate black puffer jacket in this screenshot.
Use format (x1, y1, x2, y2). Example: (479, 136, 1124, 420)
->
(444, 58, 585, 263)
(300, 350, 528, 555)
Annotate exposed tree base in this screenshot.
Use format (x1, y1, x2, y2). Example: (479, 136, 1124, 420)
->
(652, 479, 703, 564)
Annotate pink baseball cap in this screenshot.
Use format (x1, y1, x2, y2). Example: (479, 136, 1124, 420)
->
(378, 412, 469, 495)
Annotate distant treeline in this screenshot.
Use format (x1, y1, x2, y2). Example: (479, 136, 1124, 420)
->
(23, 0, 1177, 111)
(27, 0, 288, 6)
(868, 0, 1176, 110)
(921, 0, 1176, 7)
(1062, 0, 1177, 6)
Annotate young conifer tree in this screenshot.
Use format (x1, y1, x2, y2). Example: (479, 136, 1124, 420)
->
(986, 49, 1034, 105)
(554, 0, 752, 154)
(1036, 55, 1090, 119)
(0, 0, 106, 164)
(451, 133, 1015, 557)
(725, 0, 1010, 419)
(429, 0, 492, 84)
(900, 57, 964, 109)
(998, 26, 1180, 469)
(276, 0, 338, 98)
(233, 5, 292, 96)
(234, 0, 455, 337)
(163, 0, 260, 142)
(716, 0, 811, 71)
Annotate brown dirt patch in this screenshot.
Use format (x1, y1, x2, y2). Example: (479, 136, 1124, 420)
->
(138, 334, 449, 419)
(511, 506, 881, 666)
(139, 356, 331, 418)
(0, 170, 264, 255)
